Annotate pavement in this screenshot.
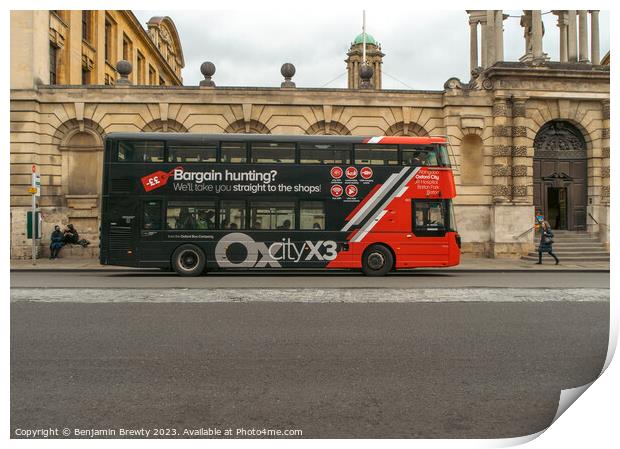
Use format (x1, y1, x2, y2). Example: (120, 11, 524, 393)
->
(9, 271, 610, 289)
(10, 255, 610, 272)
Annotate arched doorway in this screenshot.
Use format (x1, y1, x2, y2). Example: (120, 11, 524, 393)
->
(533, 121, 587, 230)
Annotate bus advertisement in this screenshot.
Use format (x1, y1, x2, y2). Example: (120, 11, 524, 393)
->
(100, 134, 460, 276)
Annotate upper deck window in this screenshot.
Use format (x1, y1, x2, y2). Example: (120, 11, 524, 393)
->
(117, 141, 164, 162)
(168, 143, 217, 163)
(251, 142, 295, 164)
(299, 144, 351, 164)
(221, 143, 247, 163)
(354, 144, 398, 165)
(401, 145, 439, 166)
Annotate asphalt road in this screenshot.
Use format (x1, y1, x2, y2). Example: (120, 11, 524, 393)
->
(11, 298, 609, 438)
(9, 270, 610, 289)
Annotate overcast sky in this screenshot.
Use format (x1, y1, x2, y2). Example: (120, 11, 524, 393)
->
(134, 10, 610, 90)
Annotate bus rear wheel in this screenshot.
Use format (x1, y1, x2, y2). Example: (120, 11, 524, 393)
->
(362, 244, 394, 276)
(172, 244, 206, 277)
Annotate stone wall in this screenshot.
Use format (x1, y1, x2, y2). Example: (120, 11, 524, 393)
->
(9, 62, 610, 259)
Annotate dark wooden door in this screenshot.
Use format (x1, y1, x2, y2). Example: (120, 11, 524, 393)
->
(533, 121, 588, 231)
(533, 159, 587, 230)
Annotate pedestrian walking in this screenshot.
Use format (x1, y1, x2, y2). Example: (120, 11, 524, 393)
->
(536, 220, 559, 265)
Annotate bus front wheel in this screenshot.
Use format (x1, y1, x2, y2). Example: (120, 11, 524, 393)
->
(361, 244, 394, 276)
(172, 244, 206, 277)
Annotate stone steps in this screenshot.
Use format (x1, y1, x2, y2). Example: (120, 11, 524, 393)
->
(524, 230, 609, 262)
(526, 251, 609, 257)
(522, 255, 610, 262)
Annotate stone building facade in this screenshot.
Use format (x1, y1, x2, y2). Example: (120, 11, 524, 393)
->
(9, 10, 610, 259)
(11, 10, 184, 88)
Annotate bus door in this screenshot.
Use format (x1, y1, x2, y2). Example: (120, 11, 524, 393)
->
(410, 199, 450, 264)
(104, 196, 139, 262)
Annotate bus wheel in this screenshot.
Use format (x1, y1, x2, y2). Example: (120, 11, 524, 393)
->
(172, 244, 206, 277)
(362, 244, 393, 276)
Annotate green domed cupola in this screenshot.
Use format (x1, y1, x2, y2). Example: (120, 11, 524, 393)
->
(353, 32, 377, 46)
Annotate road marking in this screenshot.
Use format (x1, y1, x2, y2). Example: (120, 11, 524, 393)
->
(10, 288, 609, 303)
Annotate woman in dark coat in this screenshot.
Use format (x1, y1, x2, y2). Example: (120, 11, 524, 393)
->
(537, 220, 559, 265)
(63, 223, 79, 245)
(49, 225, 64, 259)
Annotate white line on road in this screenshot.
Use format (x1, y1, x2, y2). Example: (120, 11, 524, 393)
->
(10, 288, 609, 303)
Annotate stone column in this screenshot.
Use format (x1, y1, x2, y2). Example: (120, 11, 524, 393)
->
(511, 97, 530, 204)
(567, 10, 578, 62)
(495, 11, 504, 62)
(491, 95, 533, 258)
(531, 10, 543, 60)
(590, 10, 600, 65)
(601, 99, 610, 205)
(480, 20, 488, 68)
(469, 19, 479, 72)
(578, 10, 589, 62)
(554, 11, 568, 62)
(492, 95, 512, 203)
(486, 10, 496, 66)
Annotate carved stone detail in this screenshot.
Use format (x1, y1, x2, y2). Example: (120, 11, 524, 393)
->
(601, 185, 610, 198)
(492, 165, 511, 177)
(511, 185, 527, 197)
(512, 165, 528, 177)
(512, 126, 527, 137)
(534, 121, 587, 159)
(602, 100, 610, 119)
(493, 103, 508, 117)
(602, 128, 610, 139)
(492, 185, 511, 197)
(512, 146, 528, 157)
(602, 147, 610, 158)
(601, 166, 610, 178)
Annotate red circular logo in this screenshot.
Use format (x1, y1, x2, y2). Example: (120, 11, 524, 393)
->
(331, 184, 343, 197)
(360, 166, 373, 179)
(345, 185, 358, 197)
(330, 166, 343, 179)
(345, 166, 358, 179)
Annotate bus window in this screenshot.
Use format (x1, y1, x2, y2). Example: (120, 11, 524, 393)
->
(167, 201, 216, 230)
(168, 143, 216, 163)
(250, 202, 295, 230)
(299, 144, 351, 164)
(414, 201, 445, 230)
(251, 142, 295, 164)
(300, 201, 325, 230)
(118, 141, 164, 162)
(438, 145, 451, 167)
(354, 144, 398, 165)
(401, 146, 438, 166)
(143, 200, 162, 230)
(219, 200, 246, 230)
(221, 142, 247, 163)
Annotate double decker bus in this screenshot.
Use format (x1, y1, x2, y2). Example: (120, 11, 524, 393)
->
(100, 133, 460, 276)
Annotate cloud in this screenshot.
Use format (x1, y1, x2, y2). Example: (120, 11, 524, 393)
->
(134, 9, 610, 89)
